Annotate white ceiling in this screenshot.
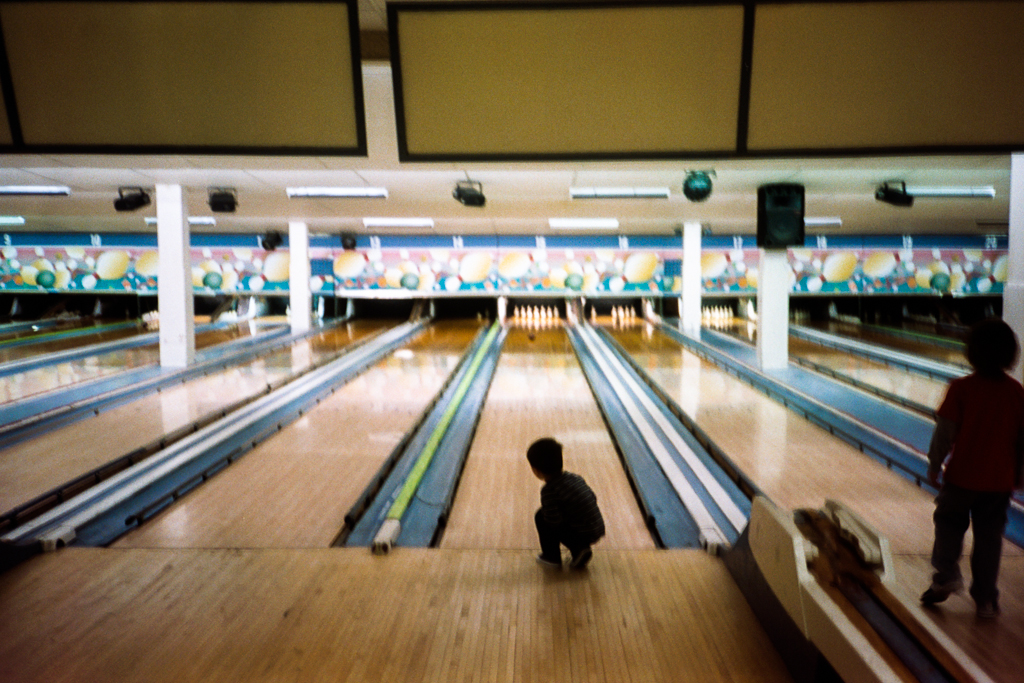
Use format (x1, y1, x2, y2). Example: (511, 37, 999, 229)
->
(0, 61, 1012, 239)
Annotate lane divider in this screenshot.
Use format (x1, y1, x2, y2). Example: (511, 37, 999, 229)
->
(371, 321, 501, 554)
(576, 323, 732, 549)
(582, 324, 747, 533)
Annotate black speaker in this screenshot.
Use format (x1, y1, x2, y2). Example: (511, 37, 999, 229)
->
(757, 183, 805, 249)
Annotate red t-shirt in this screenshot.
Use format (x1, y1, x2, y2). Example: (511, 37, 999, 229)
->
(936, 372, 1024, 492)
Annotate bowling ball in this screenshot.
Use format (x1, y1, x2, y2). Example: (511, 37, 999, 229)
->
(400, 272, 420, 289)
(203, 271, 224, 289)
(35, 270, 56, 288)
(564, 272, 584, 291)
(930, 272, 951, 292)
(528, 333, 536, 341)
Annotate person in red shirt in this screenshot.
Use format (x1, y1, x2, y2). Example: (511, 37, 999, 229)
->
(922, 318, 1024, 618)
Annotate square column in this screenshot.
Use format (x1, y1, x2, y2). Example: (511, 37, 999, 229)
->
(680, 221, 703, 335)
(288, 221, 311, 334)
(1005, 153, 1024, 381)
(156, 184, 195, 368)
(756, 249, 790, 371)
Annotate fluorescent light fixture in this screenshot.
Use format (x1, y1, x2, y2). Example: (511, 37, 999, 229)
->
(904, 186, 996, 198)
(0, 215, 26, 225)
(287, 186, 388, 199)
(549, 218, 619, 230)
(803, 216, 843, 227)
(570, 186, 670, 199)
(145, 216, 217, 226)
(363, 217, 434, 228)
(0, 185, 71, 196)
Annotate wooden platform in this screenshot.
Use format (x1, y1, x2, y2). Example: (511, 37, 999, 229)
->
(0, 547, 791, 683)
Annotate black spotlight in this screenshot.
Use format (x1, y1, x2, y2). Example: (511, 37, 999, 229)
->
(341, 233, 357, 250)
(261, 231, 283, 251)
(683, 171, 714, 202)
(114, 187, 151, 212)
(875, 181, 914, 207)
(453, 180, 485, 207)
(208, 188, 237, 213)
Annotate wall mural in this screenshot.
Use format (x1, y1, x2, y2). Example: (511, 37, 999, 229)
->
(0, 234, 1008, 297)
(332, 245, 674, 295)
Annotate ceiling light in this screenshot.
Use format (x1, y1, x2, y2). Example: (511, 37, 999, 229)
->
(287, 186, 388, 198)
(803, 217, 843, 227)
(570, 187, 670, 199)
(904, 185, 996, 198)
(0, 185, 71, 196)
(145, 216, 217, 226)
(548, 218, 619, 230)
(363, 217, 434, 228)
(113, 187, 151, 212)
(208, 187, 237, 213)
(0, 216, 26, 225)
(453, 180, 485, 207)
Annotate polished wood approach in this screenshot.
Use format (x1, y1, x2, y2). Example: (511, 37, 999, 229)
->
(442, 325, 655, 551)
(611, 324, 1024, 683)
(0, 321, 391, 515)
(0, 547, 791, 683)
(114, 320, 480, 549)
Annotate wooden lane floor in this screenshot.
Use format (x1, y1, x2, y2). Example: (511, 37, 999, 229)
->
(442, 325, 654, 551)
(113, 320, 481, 549)
(0, 321, 269, 404)
(0, 320, 393, 515)
(611, 323, 1024, 682)
(0, 546, 790, 683)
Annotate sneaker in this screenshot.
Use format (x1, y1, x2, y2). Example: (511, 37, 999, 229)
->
(920, 578, 964, 605)
(536, 553, 561, 568)
(976, 600, 1000, 619)
(569, 547, 593, 570)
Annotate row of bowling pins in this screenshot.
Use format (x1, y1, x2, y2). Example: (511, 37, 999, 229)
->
(513, 306, 560, 322)
(611, 306, 636, 322)
(702, 306, 733, 321)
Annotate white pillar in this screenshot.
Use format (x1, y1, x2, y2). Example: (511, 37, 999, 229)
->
(1006, 153, 1024, 381)
(288, 221, 311, 334)
(756, 249, 790, 370)
(680, 221, 702, 334)
(156, 184, 195, 368)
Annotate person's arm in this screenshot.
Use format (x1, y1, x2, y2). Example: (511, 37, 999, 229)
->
(927, 415, 958, 485)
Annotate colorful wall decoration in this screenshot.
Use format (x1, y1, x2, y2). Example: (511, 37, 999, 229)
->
(330, 235, 677, 295)
(0, 232, 1009, 298)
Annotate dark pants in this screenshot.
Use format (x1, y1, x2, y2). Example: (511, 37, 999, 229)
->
(931, 482, 1010, 604)
(535, 509, 590, 559)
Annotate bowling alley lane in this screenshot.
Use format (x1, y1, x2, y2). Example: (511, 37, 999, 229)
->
(0, 321, 268, 404)
(786, 334, 950, 411)
(613, 324, 976, 555)
(0, 321, 143, 363)
(113, 319, 481, 549)
(0, 319, 392, 516)
(707, 317, 950, 412)
(610, 324, 1024, 682)
(810, 319, 969, 368)
(441, 325, 655, 550)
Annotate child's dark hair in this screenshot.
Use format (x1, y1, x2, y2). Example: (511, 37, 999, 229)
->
(527, 438, 563, 477)
(966, 318, 1019, 377)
